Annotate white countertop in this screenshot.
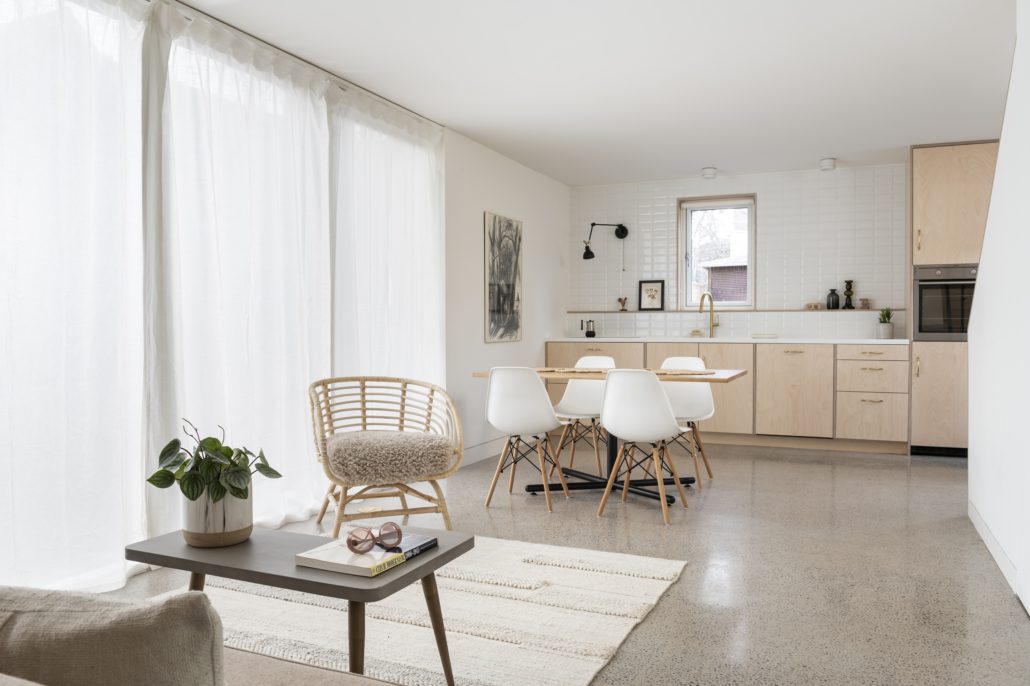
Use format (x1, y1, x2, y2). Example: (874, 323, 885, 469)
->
(548, 337, 910, 345)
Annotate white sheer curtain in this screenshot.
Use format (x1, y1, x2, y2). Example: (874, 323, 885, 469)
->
(145, 7, 331, 530)
(0, 0, 147, 590)
(329, 91, 445, 386)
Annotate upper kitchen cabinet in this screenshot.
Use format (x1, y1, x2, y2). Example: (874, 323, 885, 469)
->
(912, 142, 998, 265)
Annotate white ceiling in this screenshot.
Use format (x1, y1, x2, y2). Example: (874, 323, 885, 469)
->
(187, 0, 1016, 186)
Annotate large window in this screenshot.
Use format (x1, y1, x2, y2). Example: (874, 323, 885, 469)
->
(679, 196, 756, 308)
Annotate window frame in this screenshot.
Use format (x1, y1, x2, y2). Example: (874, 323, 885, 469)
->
(677, 194, 757, 310)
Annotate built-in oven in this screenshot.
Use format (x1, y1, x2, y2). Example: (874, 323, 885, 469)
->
(913, 265, 978, 341)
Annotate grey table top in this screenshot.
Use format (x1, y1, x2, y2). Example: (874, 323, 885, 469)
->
(125, 527, 475, 603)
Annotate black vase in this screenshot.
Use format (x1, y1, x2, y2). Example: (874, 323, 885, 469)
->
(826, 289, 840, 310)
(842, 280, 855, 310)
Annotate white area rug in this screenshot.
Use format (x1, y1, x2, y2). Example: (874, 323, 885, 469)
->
(196, 536, 685, 686)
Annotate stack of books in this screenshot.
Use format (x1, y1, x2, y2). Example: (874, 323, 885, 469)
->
(295, 527, 438, 577)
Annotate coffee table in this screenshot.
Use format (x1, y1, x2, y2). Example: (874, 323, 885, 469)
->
(125, 527, 474, 685)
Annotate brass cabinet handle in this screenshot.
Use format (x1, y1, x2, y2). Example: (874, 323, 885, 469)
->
(784, 350, 805, 354)
(915, 357, 921, 378)
(861, 399, 885, 404)
(861, 367, 884, 371)
(917, 229, 922, 250)
(860, 351, 884, 355)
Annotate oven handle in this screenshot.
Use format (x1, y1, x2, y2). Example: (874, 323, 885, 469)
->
(915, 280, 976, 286)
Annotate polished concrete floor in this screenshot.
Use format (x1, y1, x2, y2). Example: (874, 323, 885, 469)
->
(119, 444, 1030, 685)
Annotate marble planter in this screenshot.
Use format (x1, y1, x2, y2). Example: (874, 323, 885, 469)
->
(877, 322, 894, 340)
(182, 491, 253, 548)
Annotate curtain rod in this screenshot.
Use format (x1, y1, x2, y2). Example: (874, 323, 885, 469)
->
(161, 0, 443, 129)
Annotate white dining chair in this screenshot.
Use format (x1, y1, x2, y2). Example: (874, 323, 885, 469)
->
(597, 369, 688, 524)
(485, 367, 572, 512)
(661, 356, 716, 489)
(550, 355, 615, 477)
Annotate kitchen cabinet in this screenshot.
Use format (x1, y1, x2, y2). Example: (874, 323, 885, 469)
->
(836, 392, 909, 442)
(836, 360, 909, 394)
(755, 344, 834, 438)
(911, 342, 968, 448)
(544, 342, 645, 408)
(698, 343, 754, 434)
(644, 342, 699, 367)
(912, 142, 998, 265)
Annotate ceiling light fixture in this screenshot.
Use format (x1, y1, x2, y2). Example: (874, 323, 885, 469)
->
(582, 222, 629, 261)
(819, 157, 837, 171)
(701, 167, 717, 180)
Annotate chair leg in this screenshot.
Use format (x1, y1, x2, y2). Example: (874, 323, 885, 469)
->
(688, 432, 703, 491)
(597, 445, 628, 516)
(484, 437, 512, 508)
(548, 423, 572, 478)
(620, 449, 632, 503)
(663, 443, 689, 508)
(567, 422, 578, 472)
(317, 483, 335, 524)
(535, 440, 554, 513)
(428, 479, 453, 530)
(332, 493, 348, 538)
(590, 420, 602, 475)
(507, 445, 519, 493)
(652, 446, 671, 525)
(547, 439, 571, 498)
(399, 491, 410, 523)
(693, 422, 714, 479)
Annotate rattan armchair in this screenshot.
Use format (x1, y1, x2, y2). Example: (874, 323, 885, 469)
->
(308, 376, 463, 536)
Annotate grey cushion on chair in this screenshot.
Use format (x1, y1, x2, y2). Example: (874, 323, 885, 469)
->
(0, 587, 223, 686)
(327, 430, 453, 485)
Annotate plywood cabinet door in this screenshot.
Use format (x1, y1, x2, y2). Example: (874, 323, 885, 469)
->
(545, 342, 645, 369)
(645, 342, 699, 368)
(912, 142, 998, 265)
(910, 342, 968, 448)
(755, 344, 834, 438)
(698, 343, 754, 434)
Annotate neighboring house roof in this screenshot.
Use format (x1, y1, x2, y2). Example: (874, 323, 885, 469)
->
(698, 256, 747, 268)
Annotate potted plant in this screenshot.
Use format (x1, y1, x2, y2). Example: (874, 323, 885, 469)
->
(877, 307, 894, 339)
(147, 420, 281, 548)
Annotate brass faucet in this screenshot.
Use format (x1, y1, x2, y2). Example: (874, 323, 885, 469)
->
(699, 292, 719, 338)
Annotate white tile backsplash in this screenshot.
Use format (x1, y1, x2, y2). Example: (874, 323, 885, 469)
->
(568, 164, 908, 338)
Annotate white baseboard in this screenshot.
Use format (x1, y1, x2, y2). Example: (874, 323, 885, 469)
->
(461, 436, 506, 465)
(968, 499, 1022, 600)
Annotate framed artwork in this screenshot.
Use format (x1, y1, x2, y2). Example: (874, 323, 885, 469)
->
(484, 211, 522, 342)
(638, 279, 665, 311)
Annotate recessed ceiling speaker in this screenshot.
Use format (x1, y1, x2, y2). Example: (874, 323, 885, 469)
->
(701, 167, 717, 180)
(819, 157, 837, 171)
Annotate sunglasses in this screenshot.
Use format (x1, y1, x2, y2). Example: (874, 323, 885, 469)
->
(345, 521, 403, 554)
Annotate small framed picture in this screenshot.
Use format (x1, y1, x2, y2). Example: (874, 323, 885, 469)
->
(638, 279, 665, 311)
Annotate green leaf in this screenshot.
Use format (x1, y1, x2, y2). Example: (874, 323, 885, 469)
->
(220, 445, 233, 458)
(179, 471, 206, 501)
(147, 469, 176, 488)
(254, 463, 282, 479)
(207, 480, 227, 503)
(199, 436, 222, 452)
(227, 485, 249, 500)
(205, 449, 230, 465)
(158, 439, 183, 469)
(224, 467, 251, 490)
(175, 458, 192, 478)
(198, 457, 221, 483)
(257, 450, 269, 466)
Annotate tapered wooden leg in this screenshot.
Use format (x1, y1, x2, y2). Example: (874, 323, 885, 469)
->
(590, 420, 602, 475)
(428, 480, 453, 530)
(484, 438, 511, 507)
(652, 446, 670, 525)
(663, 444, 689, 508)
(548, 423, 571, 478)
(597, 445, 627, 516)
(536, 440, 553, 512)
(549, 441, 572, 498)
(693, 422, 714, 479)
(621, 443, 633, 502)
(568, 422, 579, 471)
(687, 432, 703, 490)
(422, 573, 455, 686)
(348, 600, 365, 674)
(317, 483, 335, 524)
(188, 572, 205, 591)
(332, 494, 347, 538)
(507, 445, 519, 493)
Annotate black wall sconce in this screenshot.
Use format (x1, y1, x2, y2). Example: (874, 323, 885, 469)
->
(582, 222, 629, 260)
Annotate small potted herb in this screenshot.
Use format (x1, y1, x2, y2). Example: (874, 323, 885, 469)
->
(147, 420, 282, 548)
(877, 307, 894, 339)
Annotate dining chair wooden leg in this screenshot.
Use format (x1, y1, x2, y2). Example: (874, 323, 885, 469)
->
(692, 422, 714, 479)
(687, 432, 704, 491)
(548, 423, 572, 478)
(652, 446, 671, 525)
(663, 444, 689, 508)
(484, 437, 512, 507)
(590, 420, 603, 475)
(535, 440, 554, 512)
(549, 440, 572, 498)
(620, 446, 633, 503)
(567, 422, 579, 472)
(507, 447, 519, 493)
(597, 445, 628, 517)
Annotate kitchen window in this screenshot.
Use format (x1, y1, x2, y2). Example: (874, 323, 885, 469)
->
(678, 195, 756, 308)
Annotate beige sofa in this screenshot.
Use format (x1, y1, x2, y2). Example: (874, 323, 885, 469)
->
(0, 587, 389, 686)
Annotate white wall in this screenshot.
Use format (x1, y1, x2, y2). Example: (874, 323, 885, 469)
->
(444, 130, 571, 463)
(569, 164, 907, 339)
(968, 0, 1030, 608)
